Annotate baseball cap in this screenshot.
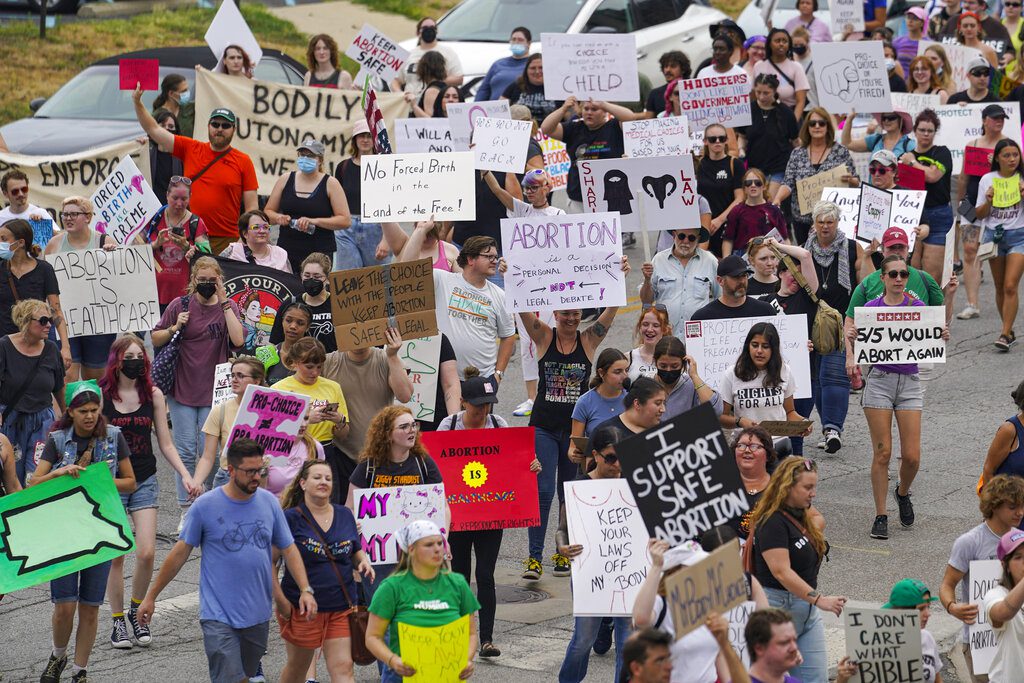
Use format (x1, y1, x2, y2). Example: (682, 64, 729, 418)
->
(882, 227, 909, 247)
(966, 56, 992, 73)
(718, 254, 752, 277)
(983, 103, 1009, 120)
(662, 541, 709, 571)
(209, 107, 236, 124)
(882, 578, 938, 609)
(906, 6, 927, 21)
(870, 149, 898, 167)
(461, 375, 498, 406)
(998, 529, 1024, 561)
(297, 138, 325, 157)
(352, 119, 371, 137)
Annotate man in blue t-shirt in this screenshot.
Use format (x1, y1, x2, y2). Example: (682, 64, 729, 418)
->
(138, 439, 317, 683)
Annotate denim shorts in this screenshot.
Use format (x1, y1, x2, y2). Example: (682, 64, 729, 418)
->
(768, 171, 785, 184)
(201, 619, 269, 683)
(921, 203, 954, 246)
(66, 333, 117, 369)
(982, 227, 1024, 257)
(861, 368, 923, 411)
(50, 560, 112, 606)
(120, 473, 159, 513)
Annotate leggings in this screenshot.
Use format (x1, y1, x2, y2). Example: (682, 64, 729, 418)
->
(448, 528, 503, 644)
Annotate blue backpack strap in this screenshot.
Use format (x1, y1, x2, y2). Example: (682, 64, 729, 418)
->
(145, 205, 168, 242)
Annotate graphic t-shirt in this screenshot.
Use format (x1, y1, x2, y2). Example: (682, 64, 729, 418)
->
(561, 118, 624, 202)
(150, 213, 209, 305)
(281, 503, 360, 611)
(433, 270, 515, 378)
(270, 375, 348, 443)
(719, 364, 795, 424)
(348, 455, 442, 489)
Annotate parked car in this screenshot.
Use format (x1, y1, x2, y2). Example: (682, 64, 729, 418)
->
(400, 0, 729, 99)
(0, 46, 305, 155)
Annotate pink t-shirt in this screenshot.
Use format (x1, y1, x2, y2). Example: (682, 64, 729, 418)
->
(265, 438, 326, 495)
(221, 241, 293, 273)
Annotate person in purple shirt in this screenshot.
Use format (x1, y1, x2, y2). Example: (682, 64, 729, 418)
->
(474, 27, 532, 102)
(746, 608, 806, 683)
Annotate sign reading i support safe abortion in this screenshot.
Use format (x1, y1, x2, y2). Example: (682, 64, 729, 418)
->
(500, 212, 626, 312)
(227, 385, 311, 459)
(89, 155, 161, 245)
(354, 484, 446, 564)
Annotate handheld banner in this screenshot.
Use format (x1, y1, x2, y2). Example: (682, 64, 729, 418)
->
(968, 559, 1002, 675)
(359, 151, 476, 222)
(421, 427, 540, 531)
(396, 334, 442, 421)
(580, 155, 700, 231)
(820, 186, 925, 250)
(830, 0, 865, 33)
(918, 40, 980, 91)
(890, 93, 940, 119)
(814, 41, 892, 114)
(964, 146, 993, 177)
(354, 484, 446, 564)
(844, 607, 924, 683)
(896, 163, 926, 191)
(394, 118, 454, 154)
(446, 100, 511, 152)
(853, 305, 947, 365)
(564, 478, 651, 616)
(472, 117, 533, 173)
(796, 166, 849, 216)
(934, 102, 1022, 175)
(119, 58, 159, 91)
(619, 403, 748, 546)
(0, 463, 134, 593)
(673, 74, 751, 134)
(90, 155, 161, 245)
(398, 615, 469, 682)
(214, 255, 304, 353)
(623, 117, 690, 158)
(212, 362, 234, 407)
(536, 132, 570, 193)
(541, 33, 639, 102)
(663, 539, 747, 639)
(227, 384, 310, 459)
(345, 23, 409, 83)
(941, 226, 957, 289)
(205, 0, 262, 71)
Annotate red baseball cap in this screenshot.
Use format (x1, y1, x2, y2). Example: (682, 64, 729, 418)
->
(882, 227, 909, 247)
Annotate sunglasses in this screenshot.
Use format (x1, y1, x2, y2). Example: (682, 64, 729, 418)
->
(881, 114, 901, 122)
(170, 175, 192, 186)
(970, 69, 991, 77)
(706, 135, 727, 143)
(675, 232, 699, 242)
(869, 165, 894, 175)
(248, 223, 272, 232)
(642, 302, 669, 312)
(598, 452, 619, 464)
(885, 269, 910, 279)
(7, 186, 28, 196)
(1007, 2, 1022, 6)
(32, 316, 53, 326)
(209, 121, 235, 130)
(744, 178, 764, 187)
(803, 458, 816, 471)
(807, 119, 828, 128)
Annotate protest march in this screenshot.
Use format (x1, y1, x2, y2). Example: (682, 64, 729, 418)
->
(6, 1, 1024, 682)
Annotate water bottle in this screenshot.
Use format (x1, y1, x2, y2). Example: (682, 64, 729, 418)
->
(289, 219, 316, 235)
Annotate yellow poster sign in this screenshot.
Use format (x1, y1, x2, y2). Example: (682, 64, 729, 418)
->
(991, 175, 1022, 208)
(397, 614, 470, 682)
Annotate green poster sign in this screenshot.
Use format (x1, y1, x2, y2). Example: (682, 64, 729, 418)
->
(0, 463, 134, 593)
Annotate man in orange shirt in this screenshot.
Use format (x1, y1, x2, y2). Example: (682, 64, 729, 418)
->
(133, 86, 258, 254)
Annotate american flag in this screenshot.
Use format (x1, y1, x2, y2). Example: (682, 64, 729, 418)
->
(361, 75, 392, 154)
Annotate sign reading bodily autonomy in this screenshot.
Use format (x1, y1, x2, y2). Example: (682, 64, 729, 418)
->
(814, 41, 892, 114)
(853, 305, 947, 365)
(345, 23, 409, 82)
(581, 155, 700, 231)
(398, 615, 470, 682)
(0, 464, 134, 593)
(90, 155, 161, 245)
(500, 212, 627, 312)
(359, 151, 476, 221)
(663, 539, 748, 639)
(227, 384, 311, 459)
(354, 484, 446, 564)
(541, 33, 639, 101)
(844, 607, 924, 683)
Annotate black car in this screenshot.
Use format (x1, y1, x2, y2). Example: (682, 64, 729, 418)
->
(0, 46, 306, 155)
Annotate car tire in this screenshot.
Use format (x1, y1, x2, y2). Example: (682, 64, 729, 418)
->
(27, 0, 79, 14)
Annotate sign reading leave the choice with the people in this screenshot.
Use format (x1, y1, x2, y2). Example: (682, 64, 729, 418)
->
(580, 155, 700, 231)
(345, 23, 409, 83)
(814, 41, 892, 114)
(854, 305, 947, 365)
(541, 33, 639, 101)
(472, 117, 533, 173)
(500, 212, 626, 312)
(360, 151, 475, 221)
(329, 257, 437, 351)
(664, 539, 748, 639)
(623, 118, 690, 158)
(227, 384, 310, 459)
(354, 483, 446, 564)
(969, 559, 1002, 674)
(674, 74, 751, 132)
(90, 155, 161, 245)
(844, 607, 924, 683)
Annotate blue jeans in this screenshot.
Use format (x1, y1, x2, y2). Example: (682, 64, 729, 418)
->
(921, 203, 954, 246)
(558, 616, 630, 682)
(167, 398, 211, 506)
(333, 216, 390, 271)
(763, 587, 827, 683)
(364, 563, 397, 677)
(791, 397, 815, 455)
(528, 427, 577, 561)
(213, 467, 230, 489)
(812, 350, 850, 434)
(0, 406, 54, 485)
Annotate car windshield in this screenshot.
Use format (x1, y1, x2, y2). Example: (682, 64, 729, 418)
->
(438, 0, 586, 41)
(35, 66, 182, 120)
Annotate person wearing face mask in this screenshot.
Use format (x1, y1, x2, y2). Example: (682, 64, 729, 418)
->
(151, 73, 194, 139)
(391, 17, 464, 96)
(475, 27, 533, 102)
(652, 335, 721, 422)
(753, 29, 810, 120)
(147, 111, 184, 205)
(269, 252, 336, 352)
(143, 177, 211, 313)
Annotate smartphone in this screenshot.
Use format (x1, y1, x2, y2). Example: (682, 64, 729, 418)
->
(171, 226, 185, 236)
(324, 402, 339, 413)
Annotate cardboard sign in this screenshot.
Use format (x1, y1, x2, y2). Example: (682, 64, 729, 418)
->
(727, 601, 756, 668)
(118, 58, 159, 91)
(564, 478, 651, 617)
(964, 146, 994, 177)
(992, 175, 1021, 208)
(89, 155, 161, 245)
(329, 258, 437, 351)
(227, 384, 310, 459)
(472, 117, 533, 173)
(941, 226, 957, 289)
(359, 151, 475, 222)
(216, 255, 304, 353)
(968, 559, 1002, 675)
(398, 615, 469, 682)
(396, 334, 441, 421)
(619, 403, 748, 546)
(796, 166, 849, 215)
(918, 40, 981, 91)
(354, 484, 446, 564)
(205, 0, 262, 71)
(857, 184, 893, 245)
(446, 100, 510, 152)
(580, 155, 700, 231)
(854, 305, 947, 364)
(758, 420, 814, 437)
(500, 212, 626, 312)
(830, 0, 865, 33)
(673, 74, 752, 132)
(421, 427, 540, 532)
(844, 607, 924, 683)
(934, 102, 1023, 175)
(896, 163, 926, 191)
(683, 315, 812, 399)
(541, 33, 639, 102)
(394, 118, 454, 154)
(345, 23, 409, 83)
(623, 118, 690, 158)
(663, 539, 747, 639)
(820, 186, 925, 250)
(50, 245, 159, 337)
(889, 92, 940, 119)
(211, 362, 234, 407)
(536, 132, 570, 193)
(814, 41, 892, 114)
(29, 219, 53, 249)
(0, 463, 134, 593)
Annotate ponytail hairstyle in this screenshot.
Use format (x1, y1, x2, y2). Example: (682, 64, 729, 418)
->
(622, 376, 666, 411)
(152, 73, 186, 111)
(2, 218, 43, 258)
(590, 348, 627, 389)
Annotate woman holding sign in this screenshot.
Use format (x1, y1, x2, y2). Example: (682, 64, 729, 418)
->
(842, 108, 915, 158)
(737, 74, 799, 199)
(982, 529, 1024, 682)
(333, 120, 391, 272)
(753, 29, 810, 121)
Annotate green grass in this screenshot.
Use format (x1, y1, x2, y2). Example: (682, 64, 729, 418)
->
(345, 0, 457, 21)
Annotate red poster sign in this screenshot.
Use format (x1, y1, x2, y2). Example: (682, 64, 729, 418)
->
(964, 146, 993, 177)
(896, 163, 926, 191)
(421, 426, 540, 532)
(119, 59, 159, 91)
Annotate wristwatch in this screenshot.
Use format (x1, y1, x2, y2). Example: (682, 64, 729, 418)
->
(301, 586, 315, 595)
(494, 370, 504, 380)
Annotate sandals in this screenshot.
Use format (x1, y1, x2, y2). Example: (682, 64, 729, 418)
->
(995, 333, 1014, 352)
(479, 642, 501, 658)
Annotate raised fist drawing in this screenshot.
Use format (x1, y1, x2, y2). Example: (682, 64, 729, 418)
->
(819, 59, 859, 103)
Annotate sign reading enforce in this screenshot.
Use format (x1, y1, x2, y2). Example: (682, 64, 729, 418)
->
(663, 539, 747, 639)
(853, 305, 947, 364)
(541, 33, 639, 101)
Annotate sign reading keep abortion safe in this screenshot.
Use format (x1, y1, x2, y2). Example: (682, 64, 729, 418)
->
(541, 33, 639, 101)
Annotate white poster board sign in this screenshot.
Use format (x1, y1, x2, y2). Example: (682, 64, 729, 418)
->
(205, 0, 262, 72)
(354, 483, 447, 565)
(727, 601, 756, 668)
(853, 305, 947, 364)
(890, 92, 940, 119)
(345, 23, 409, 83)
(394, 118, 454, 154)
(501, 212, 626, 312)
(857, 184, 893, 245)
(397, 334, 442, 422)
(564, 478, 650, 617)
(830, 0, 865, 33)
(844, 607, 924, 683)
(446, 100, 510, 151)
(536, 132, 570, 193)
(580, 155, 700, 231)
(683, 315, 812, 399)
(941, 226, 957, 288)
(820, 186, 925, 250)
(212, 362, 233, 407)
(935, 102, 1023, 174)
(918, 40, 982, 92)
(968, 559, 1002, 675)
(360, 151, 475, 221)
(814, 41, 892, 114)
(90, 156, 161, 245)
(541, 33, 640, 102)
(472, 117, 533, 173)
(623, 117, 690, 158)
(675, 74, 752, 132)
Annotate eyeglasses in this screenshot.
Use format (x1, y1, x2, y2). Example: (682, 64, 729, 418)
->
(7, 186, 28, 196)
(230, 372, 255, 380)
(170, 175, 192, 186)
(807, 119, 828, 128)
(881, 114, 901, 122)
(744, 179, 764, 187)
(196, 277, 217, 284)
(248, 223, 271, 232)
(236, 466, 267, 477)
(60, 211, 90, 219)
(32, 316, 53, 326)
(869, 165, 894, 175)
(706, 135, 727, 143)
(675, 232, 699, 242)
(970, 68, 991, 77)
(736, 442, 766, 452)
(475, 253, 499, 262)
(1007, 2, 1022, 6)
(885, 269, 910, 279)
(915, 127, 936, 134)
(395, 422, 419, 432)
(210, 121, 235, 130)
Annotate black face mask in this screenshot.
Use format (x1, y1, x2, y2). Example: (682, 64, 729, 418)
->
(792, 45, 807, 56)
(196, 282, 217, 299)
(657, 368, 682, 385)
(303, 278, 325, 296)
(420, 26, 437, 42)
(120, 359, 146, 380)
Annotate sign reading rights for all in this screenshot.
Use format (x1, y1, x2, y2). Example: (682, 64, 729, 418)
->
(853, 305, 947, 364)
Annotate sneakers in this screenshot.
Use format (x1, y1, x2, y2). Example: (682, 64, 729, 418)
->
(894, 485, 915, 528)
(816, 435, 827, 450)
(479, 642, 501, 658)
(128, 607, 152, 646)
(552, 553, 571, 577)
(249, 660, 266, 683)
(593, 617, 613, 655)
(70, 671, 88, 683)
(513, 399, 534, 417)
(956, 305, 981, 320)
(110, 616, 132, 649)
(870, 515, 889, 540)
(823, 429, 842, 454)
(522, 557, 543, 581)
(176, 508, 187, 536)
(40, 652, 67, 683)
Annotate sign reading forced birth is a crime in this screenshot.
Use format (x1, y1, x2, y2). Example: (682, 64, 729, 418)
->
(0, 464, 134, 593)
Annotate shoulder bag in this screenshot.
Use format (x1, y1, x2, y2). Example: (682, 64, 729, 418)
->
(151, 295, 191, 395)
(769, 245, 843, 354)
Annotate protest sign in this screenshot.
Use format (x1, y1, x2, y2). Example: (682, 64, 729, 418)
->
(421, 427, 540, 531)
(50, 245, 159, 337)
(830, 0, 865, 33)
(359, 151, 476, 222)
(472, 117, 533, 173)
(397, 334, 441, 421)
(758, 420, 815, 437)
(968, 559, 1002, 675)
(500, 212, 626, 312)
(536, 132, 570, 192)
(212, 362, 234, 407)
(227, 384, 310, 459)
(564, 479, 650, 616)
(205, 0, 262, 71)
(797, 166, 849, 215)
(398, 615, 469, 682)
(727, 601, 756, 668)
(623, 118, 690, 158)
(619, 403, 747, 546)
(194, 70, 405, 192)
(935, 102, 1022, 175)
(820, 187, 925, 250)
(29, 219, 53, 249)
(118, 58, 159, 91)
(889, 92, 940, 118)
(329, 257, 437, 351)
(446, 100, 510, 151)
(857, 184, 893, 245)
(354, 483, 446, 564)
(540, 33, 639, 101)
(580, 155, 699, 231)
(215, 255, 304, 352)
(0, 139, 149, 220)
(663, 539, 747, 639)
(854, 305, 947, 365)
(682, 315, 811, 398)
(394, 118, 454, 154)
(0, 463, 133, 593)
(964, 146, 993, 177)
(844, 607, 924, 683)
(673, 74, 751, 132)
(941, 227, 957, 289)
(918, 40, 980, 91)
(814, 41, 892, 114)
(89, 155, 161, 245)
(896, 163, 926, 191)
(345, 23, 409, 83)
(992, 175, 1021, 208)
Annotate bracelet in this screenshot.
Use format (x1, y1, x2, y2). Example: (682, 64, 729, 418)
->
(693, 382, 706, 392)
(221, 302, 232, 311)
(813, 595, 821, 606)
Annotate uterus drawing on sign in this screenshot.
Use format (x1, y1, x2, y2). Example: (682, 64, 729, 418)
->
(603, 170, 633, 215)
(642, 175, 677, 209)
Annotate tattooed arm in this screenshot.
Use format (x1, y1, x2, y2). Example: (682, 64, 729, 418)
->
(518, 311, 554, 352)
(582, 309, 617, 358)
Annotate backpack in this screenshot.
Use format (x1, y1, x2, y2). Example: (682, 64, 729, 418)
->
(145, 206, 200, 244)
